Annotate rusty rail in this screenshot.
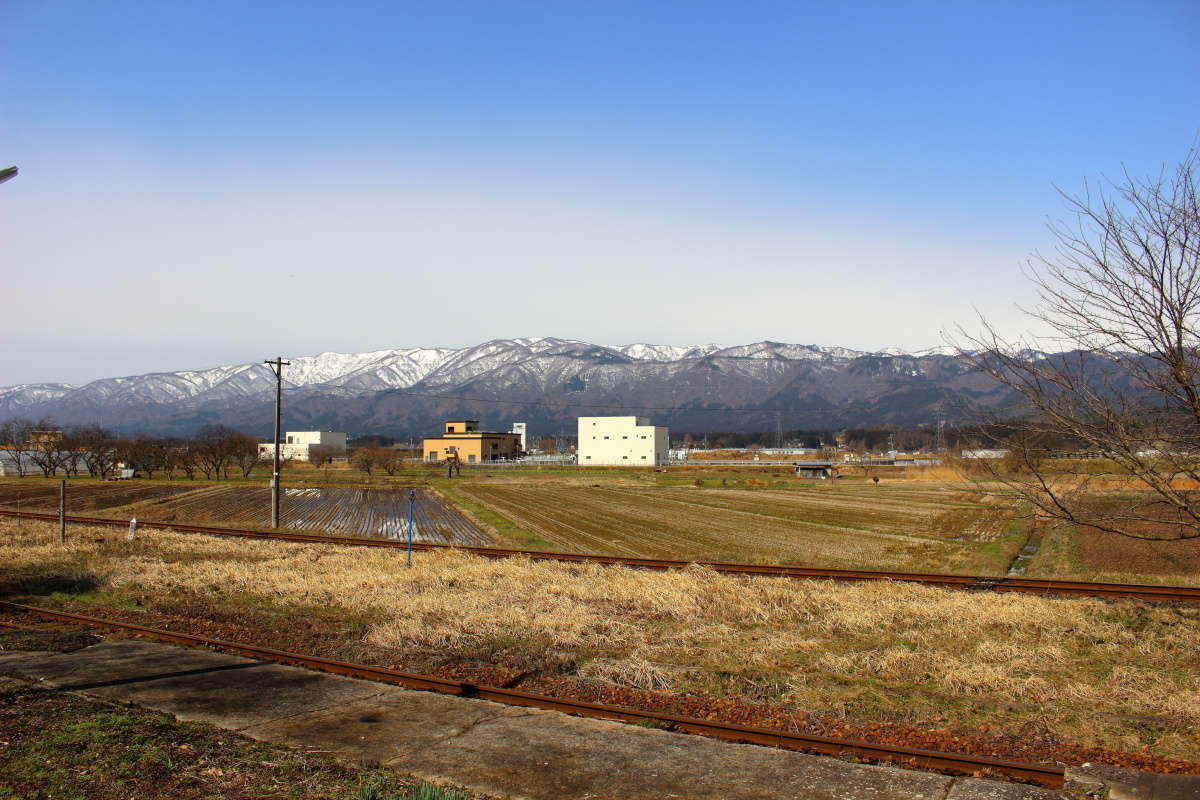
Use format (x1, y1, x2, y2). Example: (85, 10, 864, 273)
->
(0, 601, 1066, 788)
(2, 508, 1198, 603)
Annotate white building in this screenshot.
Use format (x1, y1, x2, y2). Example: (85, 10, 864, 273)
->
(258, 431, 347, 463)
(577, 416, 668, 466)
(960, 448, 1009, 460)
(510, 422, 527, 451)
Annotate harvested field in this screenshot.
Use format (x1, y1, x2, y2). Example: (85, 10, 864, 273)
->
(3, 517, 1199, 766)
(454, 482, 1017, 572)
(133, 485, 489, 545)
(1026, 522, 1200, 586)
(0, 480, 196, 512)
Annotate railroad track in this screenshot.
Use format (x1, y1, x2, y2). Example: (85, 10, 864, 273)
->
(3, 508, 1198, 603)
(0, 601, 1066, 789)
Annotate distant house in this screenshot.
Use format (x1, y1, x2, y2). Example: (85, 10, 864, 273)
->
(423, 421, 523, 464)
(960, 449, 1009, 459)
(258, 431, 347, 463)
(793, 462, 835, 479)
(577, 416, 668, 466)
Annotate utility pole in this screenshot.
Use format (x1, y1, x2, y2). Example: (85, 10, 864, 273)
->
(265, 356, 290, 528)
(406, 489, 416, 567)
(58, 479, 65, 543)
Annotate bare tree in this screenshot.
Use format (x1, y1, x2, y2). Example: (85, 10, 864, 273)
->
(76, 426, 119, 479)
(120, 435, 173, 479)
(27, 425, 67, 477)
(377, 448, 405, 476)
(0, 418, 36, 477)
(959, 145, 1200, 540)
(350, 447, 379, 476)
(308, 444, 338, 478)
(229, 432, 261, 478)
(174, 440, 198, 480)
(194, 425, 242, 480)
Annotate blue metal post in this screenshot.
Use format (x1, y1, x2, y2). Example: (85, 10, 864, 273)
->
(406, 489, 415, 567)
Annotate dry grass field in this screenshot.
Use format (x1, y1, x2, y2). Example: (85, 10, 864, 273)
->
(3, 517, 1198, 762)
(452, 480, 1019, 573)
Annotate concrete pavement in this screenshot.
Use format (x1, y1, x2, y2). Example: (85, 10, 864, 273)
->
(0, 636, 1165, 800)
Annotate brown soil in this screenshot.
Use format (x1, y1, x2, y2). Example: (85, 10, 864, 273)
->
(1077, 527, 1200, 576)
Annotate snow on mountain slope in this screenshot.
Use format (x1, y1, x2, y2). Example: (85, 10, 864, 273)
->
(613, 343, 725, 361)
(0, 338, 961, 414)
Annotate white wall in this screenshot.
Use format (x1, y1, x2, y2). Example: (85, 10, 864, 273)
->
(282, 431, 347, 454)
(258, 442, 318, 461)
(577, 416, 668, 466)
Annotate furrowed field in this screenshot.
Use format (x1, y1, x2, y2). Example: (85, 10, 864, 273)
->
(449, 479, 1020, 572)
(0, 481, 487, 546)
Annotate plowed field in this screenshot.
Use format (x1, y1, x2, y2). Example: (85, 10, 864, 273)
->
(0, 481, 196, 512)
(118, 485, 490, 545)
(457, 483, 1015, 571)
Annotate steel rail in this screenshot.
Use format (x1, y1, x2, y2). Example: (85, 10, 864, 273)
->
(0, 601, 1065, 788)
(2, 508, 1198, 603)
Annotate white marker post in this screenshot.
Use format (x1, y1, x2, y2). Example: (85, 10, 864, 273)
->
(127, 518, 138, 541)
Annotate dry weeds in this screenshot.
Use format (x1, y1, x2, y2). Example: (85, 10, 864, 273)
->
(3, 518, 1198, 758)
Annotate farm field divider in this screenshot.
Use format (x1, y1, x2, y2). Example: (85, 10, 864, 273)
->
(2, 508, 1198, 603)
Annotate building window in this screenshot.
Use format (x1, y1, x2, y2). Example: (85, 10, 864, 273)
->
(622, 436, 628, 439)
(603, 436, 609, 439)
(468, 454, 476, 463)
(428, 451, 438, 460)
(447, 446, 456, 453)
(585, 455, 591, 459)
(447, 426, 456, 432)
(641, 455, 647, 459)
(622, 456, 628, 459)
(286, 436, 293, 444)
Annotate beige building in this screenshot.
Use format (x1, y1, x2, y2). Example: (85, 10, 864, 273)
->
(423, 420, 523, 463)
(577, 416, 668, 466)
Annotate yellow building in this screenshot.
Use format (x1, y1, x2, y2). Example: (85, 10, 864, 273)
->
(423, 420, 523, 463)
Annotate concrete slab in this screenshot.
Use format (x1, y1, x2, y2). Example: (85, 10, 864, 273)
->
(945, 777, 1070, 799)
(1066, 764, 1200, 800)
(0, 640, 387, 730)
(0, 639, 1077, 800)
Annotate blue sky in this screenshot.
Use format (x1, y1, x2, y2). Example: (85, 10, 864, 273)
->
(2, 1, 1198, 384)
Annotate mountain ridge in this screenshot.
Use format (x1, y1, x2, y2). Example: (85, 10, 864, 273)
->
(0, 337, 993, 436)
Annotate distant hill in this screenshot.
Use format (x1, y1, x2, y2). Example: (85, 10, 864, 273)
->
(0, 337, 1012, 437)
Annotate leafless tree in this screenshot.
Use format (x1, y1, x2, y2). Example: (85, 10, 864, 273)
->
(27, 425, 68, 477)
(226, 432, 261, 478)
(194, 425, 243, 479)
(377, 448, 405, 476)
(174, 440, 198, 480)
(958, 145, 1200, 540)
(308, 444, 338, 478)
(120, 435, 174, 479)
(0, 418, 36, 477)
(350, 447, 379, 475)
(75, 426, 119, 479)
(58, 430, 86, 476)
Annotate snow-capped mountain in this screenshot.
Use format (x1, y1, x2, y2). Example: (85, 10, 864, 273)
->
(0, 337, 1005, 435)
